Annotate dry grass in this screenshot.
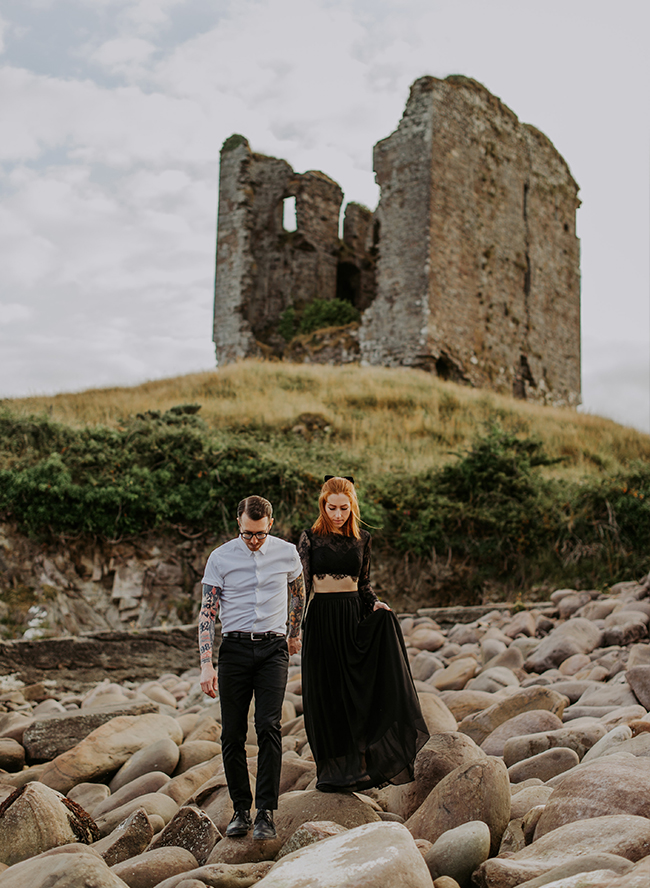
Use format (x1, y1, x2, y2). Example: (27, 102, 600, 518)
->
(5, 360, 650, 478)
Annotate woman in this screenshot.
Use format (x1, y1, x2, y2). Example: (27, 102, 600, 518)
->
(298, 476, 429, 793)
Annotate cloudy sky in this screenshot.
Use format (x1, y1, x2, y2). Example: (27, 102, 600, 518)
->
(1, 0, 649, 432)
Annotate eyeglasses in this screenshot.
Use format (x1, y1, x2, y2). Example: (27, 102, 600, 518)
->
(239, 531, 269, 541)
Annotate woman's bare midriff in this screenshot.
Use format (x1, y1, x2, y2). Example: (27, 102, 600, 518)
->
(313, 575, 358, 594)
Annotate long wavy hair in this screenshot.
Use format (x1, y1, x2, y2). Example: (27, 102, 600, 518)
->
(311, 476, 361, 538)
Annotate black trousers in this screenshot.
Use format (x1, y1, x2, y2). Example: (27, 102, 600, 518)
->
(217, 635, 289, 811)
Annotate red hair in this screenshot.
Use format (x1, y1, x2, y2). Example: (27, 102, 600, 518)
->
(312, 476, 361, 538)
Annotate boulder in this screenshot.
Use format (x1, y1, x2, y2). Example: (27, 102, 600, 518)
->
(276, 820, 348, 859)
(274, 790, 381, 844)
(154, 862, 274, 888)
(406, 757, 510, 856)
(438, 691, 496, 722)
(39, 714, 183, 794)
(513, 854, 633, 888)
(175, 741, 222, 775)
(22, 701, 159, 763)
(111, 847, 198, 888)
(480, 710, 563, 757)
(474, 815, 650, 888)
(458, 687, 568, 746)
(92, 808, 154, 866)
(148, 805, 220, 865)
(428, 658, 478, 691)
(424, 820, 491, 886)
(409, 628, 446, 652)
(375, 732, 487, 820)
(503, 721, 607, 766)
(510, 785, 553, 820)
(466, 667, 519, 694)
(535, 756, 650, 838)
(0, 782, 99, 866)
(95, 792, 179, 837)
(0, 738, 25, 771)
(417, 693, 457, 733)
(160, 756, 224, 806)
(110, 738, 181, 792)
(253, 821, 432, 887)
(626, 665, 650, 709)
(524, 619, 602, 673)
(508, 747, 580, 784)
(0, 850, 129, 888)
(94, 772, 171, 818)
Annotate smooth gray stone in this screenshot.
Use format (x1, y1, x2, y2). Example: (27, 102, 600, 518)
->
(22, 700, 159, 762)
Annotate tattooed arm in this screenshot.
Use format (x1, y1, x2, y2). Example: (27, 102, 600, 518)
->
(199, 583, 221, 698)
(287, 572, 305, 655)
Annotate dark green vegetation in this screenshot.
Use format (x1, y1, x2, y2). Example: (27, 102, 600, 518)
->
(1, 405, 648, 602)
(278, 298, 360, 342)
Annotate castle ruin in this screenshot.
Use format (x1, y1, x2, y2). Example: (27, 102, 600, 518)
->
(213, 75, 581, 405)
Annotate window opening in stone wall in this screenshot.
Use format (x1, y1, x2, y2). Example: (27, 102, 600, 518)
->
(336, 262, 362, 308)
(283, 197, 297, 232)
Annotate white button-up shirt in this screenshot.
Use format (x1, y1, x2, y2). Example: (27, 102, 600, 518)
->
(201, 535, 302, 635)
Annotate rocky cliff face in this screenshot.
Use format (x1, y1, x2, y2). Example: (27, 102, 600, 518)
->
(0, 521, 219, 641)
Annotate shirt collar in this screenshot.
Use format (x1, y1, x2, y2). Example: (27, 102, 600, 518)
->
(236, 534, 272, 556)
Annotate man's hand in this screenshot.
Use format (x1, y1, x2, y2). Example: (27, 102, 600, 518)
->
(200, 663, 218, 698)
(288, 635, 302, 656)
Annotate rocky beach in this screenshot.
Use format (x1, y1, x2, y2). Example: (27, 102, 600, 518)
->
(3, 575, 650, 887)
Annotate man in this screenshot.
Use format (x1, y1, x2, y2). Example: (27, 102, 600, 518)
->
(199, 495, 304, 841)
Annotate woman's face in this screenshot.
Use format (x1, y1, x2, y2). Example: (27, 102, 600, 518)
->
(325, 492, 351, 530)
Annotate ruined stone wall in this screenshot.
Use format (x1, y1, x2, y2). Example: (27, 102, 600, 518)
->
(213, 136, 373, 361)
(214, 77, 580, 405)
(359, 75, 581, 405)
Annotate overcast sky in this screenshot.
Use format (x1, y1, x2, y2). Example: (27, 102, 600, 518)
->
(0, 0, 649, 432)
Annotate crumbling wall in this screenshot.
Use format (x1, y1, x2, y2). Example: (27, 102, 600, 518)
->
(213, 136, 374, 361)
(359, 75, 581, 405)
(213, 76, 581, 406)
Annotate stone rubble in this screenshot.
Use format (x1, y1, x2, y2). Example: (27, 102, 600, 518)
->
(1, 573, 650, 886)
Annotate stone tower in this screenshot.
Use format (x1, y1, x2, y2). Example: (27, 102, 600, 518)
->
(359, 75, 581, 405)
(213, 76, 581, 406)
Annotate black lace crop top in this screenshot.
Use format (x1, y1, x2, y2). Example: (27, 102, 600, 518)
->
(297, 528, 378, 611)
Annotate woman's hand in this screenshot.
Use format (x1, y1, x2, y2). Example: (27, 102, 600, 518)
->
(373, 601, 391, 611)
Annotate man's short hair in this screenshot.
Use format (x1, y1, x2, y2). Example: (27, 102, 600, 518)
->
(237, 496, 273, 521)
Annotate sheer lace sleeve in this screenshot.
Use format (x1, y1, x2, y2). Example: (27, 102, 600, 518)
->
(358, 532, 378, 611)
(297, 530, 312, 602)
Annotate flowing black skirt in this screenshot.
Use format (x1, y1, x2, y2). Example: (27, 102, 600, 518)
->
(301, 591, 429, 792)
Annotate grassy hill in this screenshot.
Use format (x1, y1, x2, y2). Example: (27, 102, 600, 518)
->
(2, 360, 649, 606)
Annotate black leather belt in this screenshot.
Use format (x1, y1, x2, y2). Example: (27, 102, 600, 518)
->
(222, 631, 285, 641)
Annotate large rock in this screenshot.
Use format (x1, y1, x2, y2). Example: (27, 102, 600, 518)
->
(0, 850, 129, 888)
(148, 805, 220, 865)
(534, 756, 650, 838)
(480, 710, 563, 757)
(110, 847, 198, 888)
(474, 815, 650, 888)
(253, 821, 432, 887)
(0, 738, 25, 771)
(503, 721, 607, 766)
(154, 862, 274, 888)
(417, 693, 457, 733)
(458, 687, 568, 746)
(406, 757, 510, 856)
(626, 665, 650, 709)
(0, 782, 99, 866)
(94, 772, 171, 819)
(92, 808, 154, 866)
(22, 701, 159, 763)
(524, 619, 603, 673)
(428, 658, 478, 691)
(276, 820, 348, 859)
(438, 690, 496, 722)
(424, 820, 491, 886)
(39, 714, 183, 793)
(375, 732, 487, 821)
(160, 755, 224, 806)
(109, 738, 181, 792)
(274, 790, 381, 844)
(508, 747, 580, 784)
(95, 792, 179, 837)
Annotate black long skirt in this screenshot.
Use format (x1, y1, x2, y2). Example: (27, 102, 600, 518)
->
(301, 591, 429, 792)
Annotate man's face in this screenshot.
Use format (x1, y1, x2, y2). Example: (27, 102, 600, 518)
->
(238, 512, 274, 552)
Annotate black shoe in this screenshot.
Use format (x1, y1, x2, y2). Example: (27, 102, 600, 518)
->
(225, 809, 252, 838)
(253, 808, 277, 840)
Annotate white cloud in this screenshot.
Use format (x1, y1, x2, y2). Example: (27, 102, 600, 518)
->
(0, 303, 33, 325)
